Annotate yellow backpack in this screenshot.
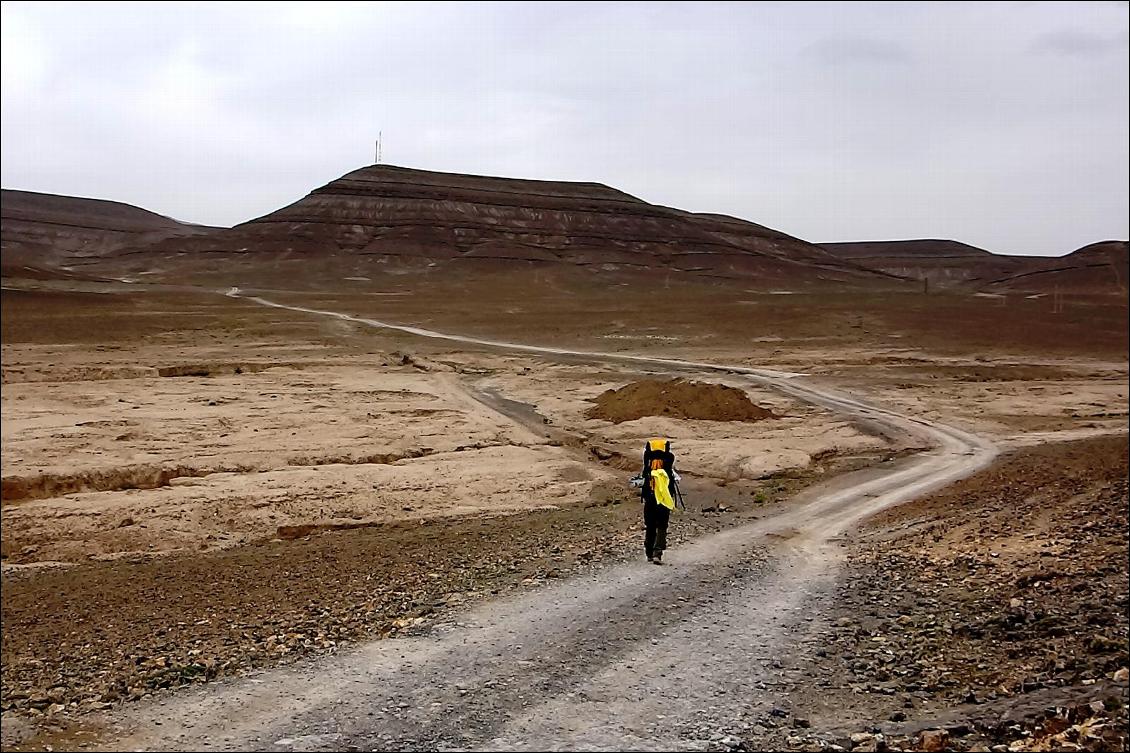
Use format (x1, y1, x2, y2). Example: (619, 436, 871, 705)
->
(645, 438, 677, 509)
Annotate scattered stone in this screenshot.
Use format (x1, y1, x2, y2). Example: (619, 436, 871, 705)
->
(916, 729, 949, 752)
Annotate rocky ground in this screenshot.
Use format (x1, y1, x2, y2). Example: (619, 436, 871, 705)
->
(754, 435, 1128, 752)
(0, 450, 856, 733)
(1, 483, 647, 719)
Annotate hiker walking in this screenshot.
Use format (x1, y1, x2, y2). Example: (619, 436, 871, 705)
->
(639, 438, 680, 564)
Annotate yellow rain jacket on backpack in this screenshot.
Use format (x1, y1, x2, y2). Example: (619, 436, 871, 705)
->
(650, 468, 675, 510)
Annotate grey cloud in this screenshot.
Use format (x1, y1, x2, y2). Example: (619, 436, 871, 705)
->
(805, 36, 913, 65)
(1031, 29, 1129, 56)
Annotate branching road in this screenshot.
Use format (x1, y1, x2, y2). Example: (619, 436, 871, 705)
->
(98, 290, 998, 751)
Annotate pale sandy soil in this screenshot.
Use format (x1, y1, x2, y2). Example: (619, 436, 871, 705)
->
(2, 337, 883, 565)
(810, 362, 1128, 441)
(4, 289, 1125, 569)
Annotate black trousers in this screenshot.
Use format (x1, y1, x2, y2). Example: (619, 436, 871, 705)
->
(643, 499, 670, 557)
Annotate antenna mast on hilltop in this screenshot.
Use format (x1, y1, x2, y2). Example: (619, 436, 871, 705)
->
(375, 132, 383, 164)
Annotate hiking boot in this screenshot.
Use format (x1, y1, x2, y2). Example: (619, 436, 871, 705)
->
(652, 551, 663, 565)
(646, 553, 655, 563)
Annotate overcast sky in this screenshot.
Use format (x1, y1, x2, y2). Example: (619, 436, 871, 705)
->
(2, 1, 1127, 255)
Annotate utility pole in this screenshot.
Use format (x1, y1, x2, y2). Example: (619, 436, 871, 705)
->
(375, 132, 382, 164)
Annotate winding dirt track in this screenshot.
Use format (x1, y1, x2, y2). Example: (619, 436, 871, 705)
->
(96, 289, 999, 751)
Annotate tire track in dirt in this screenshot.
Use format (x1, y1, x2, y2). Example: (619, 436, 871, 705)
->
(88, 289, 999, 751)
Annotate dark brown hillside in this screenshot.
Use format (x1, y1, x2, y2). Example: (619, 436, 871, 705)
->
(99, 165, 898, 287)
(819, 239, 1028, 289)
(981, 240, 1128, 294)
(820, 238, 1129, 295)
(0, 189, 218, 272)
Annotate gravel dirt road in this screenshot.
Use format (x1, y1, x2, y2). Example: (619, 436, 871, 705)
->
(71, 291, 1001, 751)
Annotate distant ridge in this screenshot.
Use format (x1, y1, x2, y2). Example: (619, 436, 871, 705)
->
(820, 238, 1128, 293)
(5, 168, 1121, 294)
(102, 164, 894, 286)
(1, 189, 218, 270)
(982, 240, 1128, 294)
(820, 239, 994, 260)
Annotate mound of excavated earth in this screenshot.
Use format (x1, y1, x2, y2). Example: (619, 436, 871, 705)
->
(585, 378, 776, 424)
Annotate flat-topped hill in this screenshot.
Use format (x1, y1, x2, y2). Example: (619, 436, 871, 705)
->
(100, 164, 891, 287)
